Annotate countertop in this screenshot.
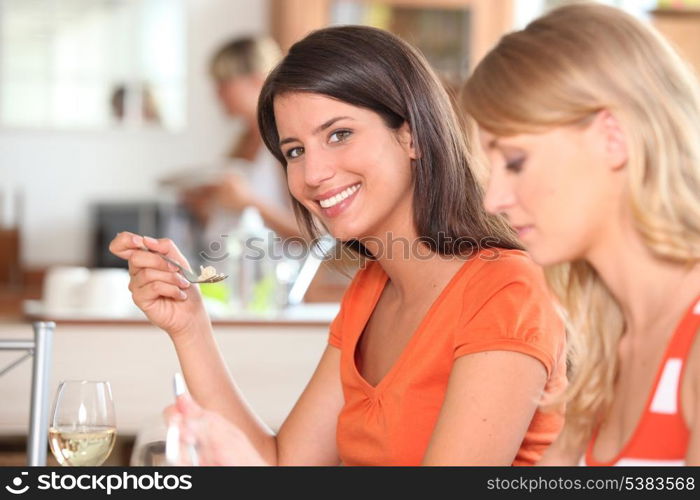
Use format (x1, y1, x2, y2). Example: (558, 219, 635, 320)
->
(21, 299, 340, 327)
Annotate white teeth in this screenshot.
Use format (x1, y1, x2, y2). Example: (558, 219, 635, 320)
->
(319, 184, 360, 208)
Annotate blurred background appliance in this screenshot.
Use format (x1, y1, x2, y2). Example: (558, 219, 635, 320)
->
(90, 201, 195, 269)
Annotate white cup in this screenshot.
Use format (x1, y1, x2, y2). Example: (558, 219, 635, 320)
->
(43, 266, 91, 315)
(80, 268, 132, 317)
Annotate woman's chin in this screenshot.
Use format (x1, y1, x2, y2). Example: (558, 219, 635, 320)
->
(526, 245, 575, 268)
(325, 221, 365, 243)
(329, 231, 360, 244)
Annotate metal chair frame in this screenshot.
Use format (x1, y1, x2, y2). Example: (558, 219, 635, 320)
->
(0, 321, 55, 466)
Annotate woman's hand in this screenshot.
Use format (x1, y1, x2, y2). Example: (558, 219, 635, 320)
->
(108, 232, 209, 341)
(180, 184, 219, 225)
(217, 173, 255, 212)
(164, 394, 268, 466)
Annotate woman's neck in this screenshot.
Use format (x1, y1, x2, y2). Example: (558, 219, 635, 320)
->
(230, 126, 262, 162)
(587, 223, 700, 337)
(363, 225, 468, 305)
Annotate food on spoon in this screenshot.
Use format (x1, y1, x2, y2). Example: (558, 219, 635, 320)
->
(197, 265, 218, 281)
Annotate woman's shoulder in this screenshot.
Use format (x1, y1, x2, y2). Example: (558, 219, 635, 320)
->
(454, 247, 559, 327)
(461, 248, 548, 293)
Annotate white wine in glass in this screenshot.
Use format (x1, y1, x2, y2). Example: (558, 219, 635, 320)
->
(49, 380, 117, 466)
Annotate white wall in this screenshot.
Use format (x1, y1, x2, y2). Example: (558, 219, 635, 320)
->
(0, 0, 269, 267)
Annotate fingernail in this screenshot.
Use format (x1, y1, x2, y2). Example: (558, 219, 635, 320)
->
(179, 290, 187, 300)
(177, 275, 191, 288)
(144, 236, 157, 246)
(132, 235, 143, 246)
(173, 372, 187, 397)
(168, 263, 179, 272)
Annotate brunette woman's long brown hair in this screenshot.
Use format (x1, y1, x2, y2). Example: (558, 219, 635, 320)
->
(258, 25, 521, 258)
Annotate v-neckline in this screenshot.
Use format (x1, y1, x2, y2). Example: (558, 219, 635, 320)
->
(349, 258, 475, 397)
(588, 293, 700, 465)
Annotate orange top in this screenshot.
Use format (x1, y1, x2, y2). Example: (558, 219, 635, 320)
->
(583, 296, 700, 466)
(329, 249, 567, 466)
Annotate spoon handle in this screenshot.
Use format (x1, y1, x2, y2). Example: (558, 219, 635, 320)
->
(140, 247, 193, 277)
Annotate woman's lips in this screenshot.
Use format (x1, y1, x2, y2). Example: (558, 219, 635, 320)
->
(319, 185, 361, 218)
(314, 182, 360, 203)
(514, 225, 534, 238)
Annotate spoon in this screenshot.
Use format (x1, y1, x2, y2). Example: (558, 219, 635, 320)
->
(140, 247, 228, 284)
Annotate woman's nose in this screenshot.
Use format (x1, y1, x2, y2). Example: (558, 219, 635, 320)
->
(303, 149, 335, 187)
(483, 168, 516, 215)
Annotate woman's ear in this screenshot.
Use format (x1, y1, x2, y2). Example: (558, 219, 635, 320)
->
(397, 121, 419, 159)
(595, 110, 628, 171)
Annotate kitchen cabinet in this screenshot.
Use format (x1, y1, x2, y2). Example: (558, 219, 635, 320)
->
(270, 0, 514, 73)
(652, 8, 700, 73)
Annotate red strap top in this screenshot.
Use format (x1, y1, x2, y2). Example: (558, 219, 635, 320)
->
(583, 297, 700, 466)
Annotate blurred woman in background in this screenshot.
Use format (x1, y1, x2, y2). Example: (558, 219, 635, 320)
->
(183, 35, 301, 240)
(462, 3, 700, 465)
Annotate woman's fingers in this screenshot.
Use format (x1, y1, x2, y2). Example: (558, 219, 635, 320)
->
(175, 393, 206, 418)
(127, 248, 175, 276)
(132, 279, 188, 302)
(110, 232, 191, 273)
(162, 398, 243, 466)
(164, 393, 204, 419)
(142, 235, 192, 272)
(129, 268, 190, 292)
(163, 404, 178, 422)
(108, 231, 142, 260)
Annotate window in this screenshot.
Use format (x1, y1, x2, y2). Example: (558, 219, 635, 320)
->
(0, 0, 186, 131)
(516, 0, 659, 28)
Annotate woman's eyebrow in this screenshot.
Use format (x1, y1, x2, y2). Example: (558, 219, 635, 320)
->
(279, 116, 354, 147)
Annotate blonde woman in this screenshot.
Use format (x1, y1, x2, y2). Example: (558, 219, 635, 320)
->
(210, 36, 281, 162)
(183, 35, 301, 240)
(462, 3, 700, 465)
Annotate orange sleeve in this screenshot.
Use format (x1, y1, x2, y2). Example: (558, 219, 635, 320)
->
(328, 305, 344, 348)
(453, 257, 563, 378)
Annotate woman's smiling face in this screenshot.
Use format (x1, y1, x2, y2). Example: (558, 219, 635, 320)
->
(274, 92, 417, 242)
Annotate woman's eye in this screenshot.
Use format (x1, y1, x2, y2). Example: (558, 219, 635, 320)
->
(329, 130, 352, 143)
(285, 146, 304, 160)
(505, 157, 525, 173)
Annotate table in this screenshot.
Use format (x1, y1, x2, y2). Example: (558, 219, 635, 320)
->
(1, 304, 336, 441)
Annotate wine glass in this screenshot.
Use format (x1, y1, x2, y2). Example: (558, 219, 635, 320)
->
(48, 380, 117, 466)
(129, 415, 199, 466)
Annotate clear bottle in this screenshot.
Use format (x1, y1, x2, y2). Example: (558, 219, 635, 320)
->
(230, 207, 279, 315)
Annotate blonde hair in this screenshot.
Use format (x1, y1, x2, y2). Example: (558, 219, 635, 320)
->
(461, 2, 700, 448)
(209, 35, 282, 83)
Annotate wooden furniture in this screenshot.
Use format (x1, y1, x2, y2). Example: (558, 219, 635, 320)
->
(270, 0, 514, 71)
(652, 8, 700, 73)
